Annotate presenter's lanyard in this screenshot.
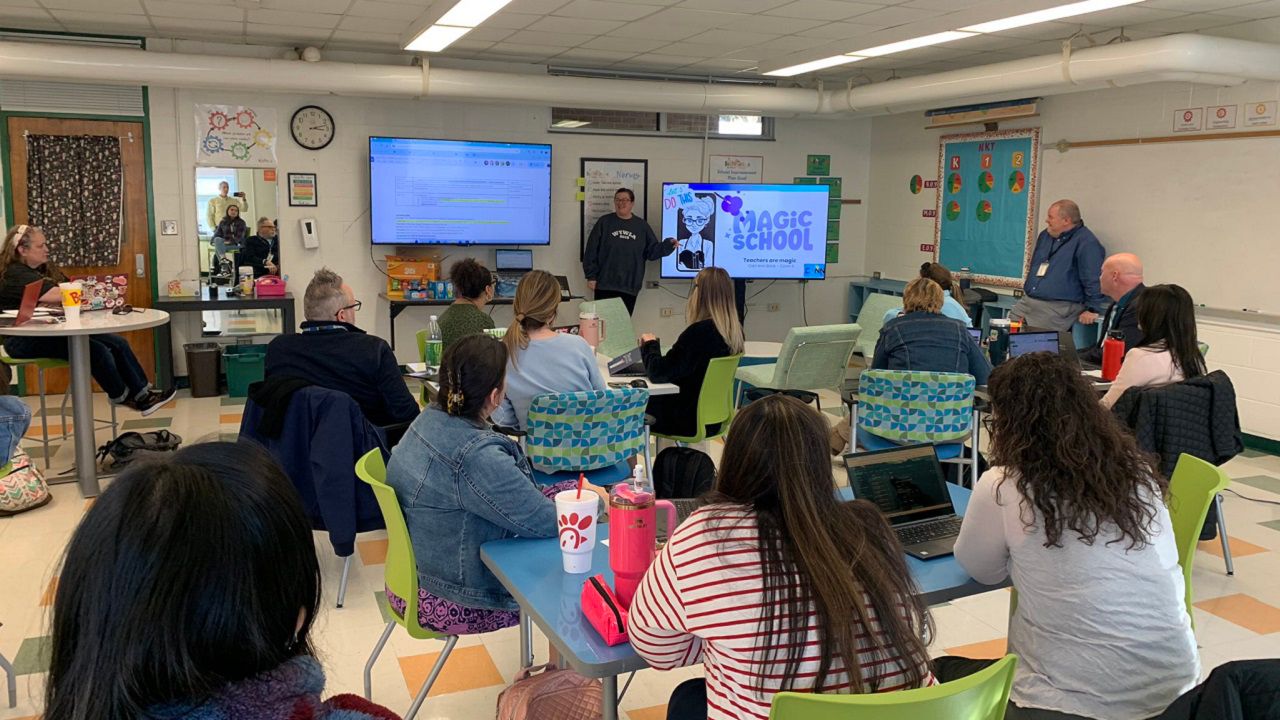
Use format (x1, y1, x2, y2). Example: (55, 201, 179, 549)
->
(1045, 228, 1076, 262)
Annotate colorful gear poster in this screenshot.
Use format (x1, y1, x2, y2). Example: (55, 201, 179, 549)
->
(933, 128, 1040, 288)
(195, 104, 278, 167)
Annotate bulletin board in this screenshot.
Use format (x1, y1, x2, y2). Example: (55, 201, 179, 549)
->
(580, 158, 648, 260)
(934, 128, 1040, 287)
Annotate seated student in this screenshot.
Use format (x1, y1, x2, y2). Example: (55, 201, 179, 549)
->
(0, 225, 174, 414)
(212, 203, 248, 258)
(491, 269, 603, 430)
(941, 352, 1198, 720)
(388, 334, 606, 633)
(438, 258, 495, 350)
(630, 394, 935, 720)
(1079, 252, 1145, 365)
(1100, 283, 1205, 409)
(638, 266, 744, 438)
(883, 262, 972, 326)
(44, 441, 399, 720)
(235, 216, 280, 278)
(265, 268, 418, 429)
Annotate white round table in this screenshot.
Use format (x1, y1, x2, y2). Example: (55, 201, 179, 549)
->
(0, 309, 171, 497)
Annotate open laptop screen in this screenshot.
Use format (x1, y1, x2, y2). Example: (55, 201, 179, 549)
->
(494, 249, 533, 272)
(1007, 331, 1059, 359)
(843, 444, 955, 524)
(968, 327, 982, 343)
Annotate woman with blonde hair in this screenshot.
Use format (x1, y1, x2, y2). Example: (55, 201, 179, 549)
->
(872, 277, 989, 384)
(490, 269, 604, 430)
(639, 266, 744, 438)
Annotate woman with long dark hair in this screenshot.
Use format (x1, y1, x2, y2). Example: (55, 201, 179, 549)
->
(1100, 283, 1205, 408)
(213, 203, 248, 257)
(44, 441, 400, 720)
(943, 352, 1197, 720)
(630, 394, 934, 720)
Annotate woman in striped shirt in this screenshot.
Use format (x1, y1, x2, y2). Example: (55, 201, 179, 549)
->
(629, 394, 935, 720)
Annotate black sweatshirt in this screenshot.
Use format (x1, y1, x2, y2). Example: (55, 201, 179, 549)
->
(582, 213, 674, 295)
(641, 319, 731, 437)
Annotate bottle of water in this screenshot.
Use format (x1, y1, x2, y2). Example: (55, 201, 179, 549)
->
(425, 315, 443, 367)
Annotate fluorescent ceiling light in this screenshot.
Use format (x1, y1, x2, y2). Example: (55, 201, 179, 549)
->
(551, 120, 591, 128)
(961, 0, 1146, 34)
(405, 24, 471, 52)
(764, 55, 865, 77)
(847, 31, 975, 58)
(437, 0, 514, 28)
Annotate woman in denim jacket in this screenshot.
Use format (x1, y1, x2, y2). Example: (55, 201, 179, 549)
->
(387, 334, 607, 634)
(873, 277, 991, 386)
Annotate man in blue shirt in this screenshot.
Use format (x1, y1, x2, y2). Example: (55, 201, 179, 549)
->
(1012, 199, 1107, 332)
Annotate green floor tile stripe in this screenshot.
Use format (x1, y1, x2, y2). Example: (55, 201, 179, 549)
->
(1261, 519, 1280, 533)
(1234, 475, 1280, 496)
(13, 635, 51, 675)
(221, 396, 247, 406)
(375, 591, 395, 625)
(219, 432, 240, 442)
(21, 443, 61, 459)
(122, 417, 174, 430)
(1241, 448, 1267, 458)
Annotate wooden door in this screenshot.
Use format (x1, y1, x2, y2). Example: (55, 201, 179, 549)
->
(5, 116, 154, 395)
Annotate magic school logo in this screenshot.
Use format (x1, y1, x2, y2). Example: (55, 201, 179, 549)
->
(730, 202, 817, 252)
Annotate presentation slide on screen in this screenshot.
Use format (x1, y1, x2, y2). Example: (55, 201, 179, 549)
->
(369, 137, 552, 245)
(660, 183, 829, 280)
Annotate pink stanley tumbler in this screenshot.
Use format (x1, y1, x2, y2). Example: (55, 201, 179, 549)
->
(608, 480, 675, 608)
(579, 311, 605, 350)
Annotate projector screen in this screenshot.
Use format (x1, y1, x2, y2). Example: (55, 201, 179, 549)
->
(369, 136, 552, 246)
(660, 183, 829, 280)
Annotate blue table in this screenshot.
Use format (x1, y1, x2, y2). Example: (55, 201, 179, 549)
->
(481, 482, 990, 720)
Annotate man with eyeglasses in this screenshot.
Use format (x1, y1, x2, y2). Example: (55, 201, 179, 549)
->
(263, 268, 418, 433)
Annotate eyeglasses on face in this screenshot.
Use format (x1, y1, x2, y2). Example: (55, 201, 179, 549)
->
(337, 300, 362, 316)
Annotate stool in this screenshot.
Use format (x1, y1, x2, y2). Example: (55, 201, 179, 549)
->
(0, 352, 118, 469)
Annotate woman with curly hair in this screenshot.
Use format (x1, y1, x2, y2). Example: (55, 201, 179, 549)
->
(939, 352, 1197, 720)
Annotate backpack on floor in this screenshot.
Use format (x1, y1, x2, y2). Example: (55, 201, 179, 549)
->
(95, 430, 183, 471)
(0, 448, 51, 516)
(496, 663, 601, 720)
(653, 446, 715, 499)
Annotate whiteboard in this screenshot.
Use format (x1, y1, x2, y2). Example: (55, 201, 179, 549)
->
(1039, 137, 1279, 313)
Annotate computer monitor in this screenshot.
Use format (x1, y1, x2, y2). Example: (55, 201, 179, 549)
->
(842, 444, 955, 525)
(967, 327, 982, 343)
(494, 249, 533, 272)
(1007, 330, 1060, 359)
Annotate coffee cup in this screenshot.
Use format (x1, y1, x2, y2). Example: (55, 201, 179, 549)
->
(555, 490, 599, 574)
(59, 281, 83, 323)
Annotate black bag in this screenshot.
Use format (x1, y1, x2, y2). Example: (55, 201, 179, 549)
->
(653, 447, 715, 499)
(96, 430, 183, 471)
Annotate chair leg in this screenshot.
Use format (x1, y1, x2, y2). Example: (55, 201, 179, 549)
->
(969, 409, 980, 488)
(364, 621, 396, 700)
(37, 367, 50, 469)
(0, 648, 14, 709)
(734, 381, 744, 409)
(643, 426, 652, 475)
(337, 555, 352, 608)
(404, 635, 458, 720)
(1216, 494, 1234, 576)
(110, 402, 118, 438)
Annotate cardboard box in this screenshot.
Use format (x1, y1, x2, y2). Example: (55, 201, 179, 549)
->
(386, 256, 439, 298)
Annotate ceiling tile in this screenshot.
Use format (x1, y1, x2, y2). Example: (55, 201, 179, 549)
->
(1142, 0, 1258, 12)
(525, 15, 625, 34)
(150, 17, 243, 35)
(1211, 0, 1280, 18)
(503, 29, 596, 46)
(998, 20, 1107, 40)
(678, 0, 790, 11)
(1071, 6, 1188, 25)
(325, 30, 403, 48)
(49, 11, 149, 31)
(43, 0, 142, 9)
(246, 27, 335, 43)
(753, 35, 823, 53)
(1202, 16, 1280, 40)
(681, 58, 763, 72)
(347, 0, 429, 21)
(718, 13, 825, 34)
(765, 0, 885, 21)
(246, 8, 342, 29)
(0, 7, 61, 28)
(610, 8, 736, 40)
(448, 39, 495, 51)
(483, 12, 543, 29)
(0, 0, 42, 7)
(580, 35, 669, 52)
(504, 0, 574, 13)
(899, 0, 994, 9)
(144, 0, 238, 20)
(548, 47, 637, 63)
(848, 4, 945, 26)
(338, 15, 401, 32)
(465, 26, 517, 42)
(264, 0, 354, 11)
(948, 33, 1036, 51)
(793, 21, 885, 39)
(552, 0, 661, 21)
(682, 29, 780, 49)
(624, 53, 704, 70)
(1130, 12, 1248, 31)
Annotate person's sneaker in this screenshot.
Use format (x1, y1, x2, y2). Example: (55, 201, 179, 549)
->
(132, 387, 177, 416)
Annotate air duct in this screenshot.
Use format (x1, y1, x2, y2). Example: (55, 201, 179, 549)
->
(0, 34, 1278, 117)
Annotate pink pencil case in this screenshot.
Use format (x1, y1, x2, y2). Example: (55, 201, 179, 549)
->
(581, 574, 629, 646)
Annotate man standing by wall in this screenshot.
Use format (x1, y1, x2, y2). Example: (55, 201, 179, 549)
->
(1012, 199, 1107, 332)
(583, 187, 676, 314)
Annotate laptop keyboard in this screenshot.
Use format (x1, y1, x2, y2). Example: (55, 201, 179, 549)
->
(895, 516, 962, 547)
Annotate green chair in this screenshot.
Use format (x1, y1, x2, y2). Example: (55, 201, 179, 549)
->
(769, 654, 1018, 720)
(1168, 453, 1233, 614)
(854, 293, 903, 359)
(415, 328, 430, 364)
(0, 349, 117, 469)
(1198, 341, 1210, 357)
(356, 449, 458, 720)
(580, 298, 636, 360)
(735, 324, 861, 411)
(652, 355, 742, 445)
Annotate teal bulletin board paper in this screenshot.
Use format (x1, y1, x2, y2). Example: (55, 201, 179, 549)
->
(935, 128, 1040, 288)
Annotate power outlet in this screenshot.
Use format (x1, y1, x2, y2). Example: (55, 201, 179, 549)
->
(647, 281, 660, 289)
(767, 303, 780, 312)
(660, 307, 674, 317)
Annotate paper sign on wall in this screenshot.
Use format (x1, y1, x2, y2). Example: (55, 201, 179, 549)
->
(195, 104, 277, 167)
(709, 155, 763, 183)
(1173, 107, 1203, 133)
(1245, 101, 1277, 127)
(1207, 105, 1237, 130)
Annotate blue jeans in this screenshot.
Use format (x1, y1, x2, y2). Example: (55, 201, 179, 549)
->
(0, 395, 32, 465)
(5, 333, 149, 402)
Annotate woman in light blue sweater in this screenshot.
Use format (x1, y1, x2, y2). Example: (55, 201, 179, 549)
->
(492, 270, 605, 429)
(884, 262, 973, 327)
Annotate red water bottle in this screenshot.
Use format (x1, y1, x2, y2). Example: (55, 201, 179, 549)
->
(1101, 329, 1124, 381)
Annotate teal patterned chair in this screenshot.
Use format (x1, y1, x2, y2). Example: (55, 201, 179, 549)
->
(521, 388, 650, 486)
(853, 369, 980, 486)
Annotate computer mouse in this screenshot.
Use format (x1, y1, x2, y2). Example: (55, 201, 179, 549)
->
(630, 379, 648, 388)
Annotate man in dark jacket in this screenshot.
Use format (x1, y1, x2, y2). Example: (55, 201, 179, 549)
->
(265, 268, 418, 430)
(1080, 252, 1145, 365)
(583, 187, 676, 314)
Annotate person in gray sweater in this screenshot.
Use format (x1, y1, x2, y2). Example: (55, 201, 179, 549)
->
(583, 187, 676, 314)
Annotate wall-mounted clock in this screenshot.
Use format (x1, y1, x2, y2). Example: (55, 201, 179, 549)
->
(290, 105, 334, 150)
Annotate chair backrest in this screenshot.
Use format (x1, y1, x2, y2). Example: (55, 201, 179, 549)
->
(580, 298, 637, 359)
(1167, 453, 1231, 617)
(854, 293, 904, 358)
(355, 449, 434, 639)
(769, 654, 1018, 720)
(771, 323, 862, 392)
(524, 388, 649, 472)
(693, 354, 742, 441)
(858, 369, 975, 444)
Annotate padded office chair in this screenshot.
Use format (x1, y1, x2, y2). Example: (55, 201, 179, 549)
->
(734, 324, 861, 411)
(579, 298, 636, 360)
(853, 369, 981, 486)
(853, 293, 903, 359)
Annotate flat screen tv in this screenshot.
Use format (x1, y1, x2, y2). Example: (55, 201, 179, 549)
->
(369, 136, 552, 246)
(659, 182, 829, 280)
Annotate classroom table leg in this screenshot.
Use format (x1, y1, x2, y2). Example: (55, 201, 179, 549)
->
(68, 335, 100, 497)
(519, 612, 533, 669)
(601, 674, 619, 720)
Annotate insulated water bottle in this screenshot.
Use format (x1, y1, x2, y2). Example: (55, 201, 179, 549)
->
(608, 468, 675, 608)
(1101, 329, 1125, 382)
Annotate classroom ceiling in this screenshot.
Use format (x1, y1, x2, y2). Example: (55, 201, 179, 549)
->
(4, 0, 1280, 83)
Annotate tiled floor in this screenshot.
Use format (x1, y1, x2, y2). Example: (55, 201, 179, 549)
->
(2, 388, 1280, 719)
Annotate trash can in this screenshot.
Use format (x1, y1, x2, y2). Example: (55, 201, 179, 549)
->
(222, 343, 268, 398)
(184, 342, 222, 398)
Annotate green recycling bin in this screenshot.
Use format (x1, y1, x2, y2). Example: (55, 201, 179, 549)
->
(222, 344, 268, 398)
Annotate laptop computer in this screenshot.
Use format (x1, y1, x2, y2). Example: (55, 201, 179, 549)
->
(842, 443, 962, 559)
(607, 347, 647, 377)
(1009, 329, 1107, 381)
(967, 327, 983, 344)
(0, 280, 50, 327)
(493, 249, 534, 299)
